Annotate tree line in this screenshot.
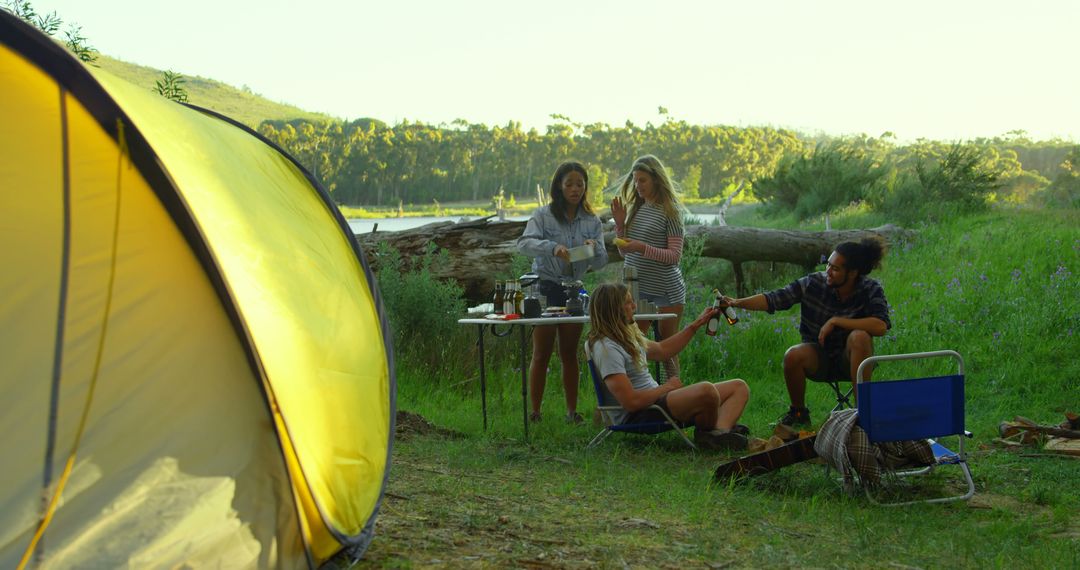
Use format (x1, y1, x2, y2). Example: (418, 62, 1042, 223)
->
(258, 116, 1076, 210)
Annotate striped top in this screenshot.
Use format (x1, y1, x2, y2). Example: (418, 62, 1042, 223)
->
(618, 202, 685, 305)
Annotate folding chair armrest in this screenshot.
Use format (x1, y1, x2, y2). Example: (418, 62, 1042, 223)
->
(647, 404, 685, 429)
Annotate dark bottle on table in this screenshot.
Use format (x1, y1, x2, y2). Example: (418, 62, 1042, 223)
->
(494, 280, 504, 315)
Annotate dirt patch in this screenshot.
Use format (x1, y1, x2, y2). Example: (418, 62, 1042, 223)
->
(395, 410, 463, 441)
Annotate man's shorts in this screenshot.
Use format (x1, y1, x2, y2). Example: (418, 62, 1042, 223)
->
(806, 344, 852, 381)
(624, 393, 689, 427)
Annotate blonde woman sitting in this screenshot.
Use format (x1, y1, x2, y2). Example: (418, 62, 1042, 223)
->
(586, 282, 750, 451)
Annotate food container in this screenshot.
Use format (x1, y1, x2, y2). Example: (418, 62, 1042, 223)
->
(567, 243, 595, 262)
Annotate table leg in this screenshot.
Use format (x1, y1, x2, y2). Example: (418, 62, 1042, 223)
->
(520, 324, 529, 442)
(477, 324, 487, 430)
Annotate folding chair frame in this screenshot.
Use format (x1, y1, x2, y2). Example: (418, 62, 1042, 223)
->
(584, 344, 697, 451)
(854, 350, 975, 506)
(811, 377, 853, 412)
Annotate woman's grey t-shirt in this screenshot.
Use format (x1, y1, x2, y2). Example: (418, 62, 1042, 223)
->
(589, 337, 658, 425)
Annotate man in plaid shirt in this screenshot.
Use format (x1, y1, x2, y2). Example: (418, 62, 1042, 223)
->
(719, 238, 891, 428)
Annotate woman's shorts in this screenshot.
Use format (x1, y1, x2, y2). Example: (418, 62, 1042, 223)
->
(539, 279, 568, 307)
(639, 291, 675, 307)
(624, 394, 689, 427)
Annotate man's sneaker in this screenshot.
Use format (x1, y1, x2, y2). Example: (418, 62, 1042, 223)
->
(694, 429, 748, 452)
(777, 406, 812, 428)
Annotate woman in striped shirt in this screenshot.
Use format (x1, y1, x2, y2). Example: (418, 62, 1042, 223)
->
(611, 155, 687, 377)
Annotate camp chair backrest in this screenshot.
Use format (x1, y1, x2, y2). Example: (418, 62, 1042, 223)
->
(852, 350, 973, 505)
(857, 374, 965, 443)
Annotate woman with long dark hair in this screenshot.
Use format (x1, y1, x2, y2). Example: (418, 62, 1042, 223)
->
(517, 161, 607, 423)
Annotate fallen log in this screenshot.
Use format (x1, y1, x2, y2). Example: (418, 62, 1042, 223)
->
(353, 216, 914, 302)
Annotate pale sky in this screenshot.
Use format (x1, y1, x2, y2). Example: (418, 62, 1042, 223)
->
(24, 0, 1080, 142)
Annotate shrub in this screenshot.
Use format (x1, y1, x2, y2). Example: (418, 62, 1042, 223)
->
(873, 144, 1004, 223)
(1034, 146, 1080, 209)
(754, 142, 889, 223)
(373, 241, 467, 371)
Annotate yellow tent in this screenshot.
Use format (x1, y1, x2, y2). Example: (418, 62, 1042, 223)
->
(0, 11, 394, 569)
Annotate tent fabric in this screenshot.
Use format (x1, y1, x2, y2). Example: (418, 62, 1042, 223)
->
(1, 11, 393, 569)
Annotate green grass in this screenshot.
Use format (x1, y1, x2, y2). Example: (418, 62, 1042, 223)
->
(348, 206, 1079, 568)
(94, 55, 332, 129)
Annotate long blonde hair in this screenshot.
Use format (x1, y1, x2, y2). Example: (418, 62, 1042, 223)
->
(616, 155, 684, 232)
(587, 283, 649, 371)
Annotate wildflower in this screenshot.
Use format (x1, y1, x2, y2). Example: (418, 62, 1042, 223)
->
(1011, 269, 1022, 282)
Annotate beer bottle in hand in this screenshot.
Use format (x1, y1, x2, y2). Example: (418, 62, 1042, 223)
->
(706, 289, 722, 336)
(718, 291, 739, 325)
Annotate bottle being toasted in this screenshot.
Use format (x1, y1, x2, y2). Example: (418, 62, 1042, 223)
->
(718, 290, 739, 325)
(706, 289, 722, 336)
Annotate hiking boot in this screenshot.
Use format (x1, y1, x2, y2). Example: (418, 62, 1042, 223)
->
(732, 423, 751, 436)
(777, 406, 812, 428)
(694, 429, 748, 452)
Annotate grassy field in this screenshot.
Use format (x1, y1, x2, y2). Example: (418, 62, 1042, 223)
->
(94, 55, 331, 129)
(347, 206, 1078, 569)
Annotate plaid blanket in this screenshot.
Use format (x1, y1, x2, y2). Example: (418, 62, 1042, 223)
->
(815, 409, 935, 487)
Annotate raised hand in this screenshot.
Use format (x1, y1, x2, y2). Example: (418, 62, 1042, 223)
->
(611, 197, 626, 227)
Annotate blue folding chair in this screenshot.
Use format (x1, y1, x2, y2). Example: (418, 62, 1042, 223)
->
(584, 343, 696, 450)
(855, 350, 975, 505)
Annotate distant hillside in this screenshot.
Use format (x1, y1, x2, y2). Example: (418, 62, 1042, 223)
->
(95, 55, 332, 129)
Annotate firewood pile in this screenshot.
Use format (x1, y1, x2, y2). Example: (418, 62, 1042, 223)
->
(996, 412, 1080, 457)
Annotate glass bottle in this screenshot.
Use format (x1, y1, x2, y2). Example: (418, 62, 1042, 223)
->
(504, 282, 516, 315)
(706, 289, 722, 336)
(494, 280, 504, 315)
(718, 290, 739, 325)
(514, 281, 525, 315)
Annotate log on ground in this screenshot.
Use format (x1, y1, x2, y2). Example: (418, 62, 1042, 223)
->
(353, 217, 913, 302)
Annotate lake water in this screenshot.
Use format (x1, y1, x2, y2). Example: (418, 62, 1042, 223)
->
(347, 213, 723, 234)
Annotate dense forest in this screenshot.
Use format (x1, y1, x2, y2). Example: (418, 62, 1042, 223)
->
(257, 117, 1076, 209)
